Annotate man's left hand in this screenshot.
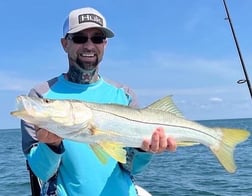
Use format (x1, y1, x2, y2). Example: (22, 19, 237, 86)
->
(141, 127, 177, 153)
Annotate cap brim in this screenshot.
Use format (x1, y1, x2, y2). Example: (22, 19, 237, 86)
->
(67, 23, 114, 38)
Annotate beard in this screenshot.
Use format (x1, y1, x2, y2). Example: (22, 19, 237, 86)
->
(67, 56, 99, 84)
(76, 56, 99, 70)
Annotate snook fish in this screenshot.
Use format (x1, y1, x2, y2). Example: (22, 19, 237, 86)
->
(11, 95, 250, 173)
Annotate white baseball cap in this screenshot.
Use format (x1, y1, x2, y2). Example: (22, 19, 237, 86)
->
(63, 7, 114, 38)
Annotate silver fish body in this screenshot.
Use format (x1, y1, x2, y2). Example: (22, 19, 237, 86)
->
(11, 95, 250, 173)
(83, 101, 221, 148)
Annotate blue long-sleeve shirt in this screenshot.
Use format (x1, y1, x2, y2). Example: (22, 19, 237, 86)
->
(21, 74, 152, 196)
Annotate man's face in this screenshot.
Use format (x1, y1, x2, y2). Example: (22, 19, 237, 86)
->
(62, 28, 107, 70)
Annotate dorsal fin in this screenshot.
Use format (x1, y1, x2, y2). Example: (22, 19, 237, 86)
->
(145, 96, 184, 118)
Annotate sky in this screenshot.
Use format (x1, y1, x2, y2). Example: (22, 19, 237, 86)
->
(1, 0, 252, 129)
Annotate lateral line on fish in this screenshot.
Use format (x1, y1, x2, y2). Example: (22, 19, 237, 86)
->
(90, 107, 224, 144)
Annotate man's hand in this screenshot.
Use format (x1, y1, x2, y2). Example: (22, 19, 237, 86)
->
(36, 127, 62, 147)
(141, 127, 177, 153)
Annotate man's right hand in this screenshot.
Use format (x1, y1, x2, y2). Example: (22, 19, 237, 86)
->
(36, 127, 62, 147)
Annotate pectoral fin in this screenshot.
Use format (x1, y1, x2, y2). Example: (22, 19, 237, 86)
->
(177, 141, 200, 146)
(90, 126, 122, 137)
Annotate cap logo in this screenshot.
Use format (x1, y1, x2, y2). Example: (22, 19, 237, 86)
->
(78, 14, 103, 26)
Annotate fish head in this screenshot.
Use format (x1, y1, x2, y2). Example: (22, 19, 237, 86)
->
(11, 95, 93, 129)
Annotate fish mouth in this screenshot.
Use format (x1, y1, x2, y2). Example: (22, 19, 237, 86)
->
(11, 96, 37, 116)
(10, 96, 28, 117)
(10, 96, 47, 122)
(10, 109, 27, 117)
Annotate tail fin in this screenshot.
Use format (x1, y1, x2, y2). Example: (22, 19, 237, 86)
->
(210, 128, 250, 173)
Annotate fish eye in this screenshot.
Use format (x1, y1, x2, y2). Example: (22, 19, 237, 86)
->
(44, 99, 50, 103)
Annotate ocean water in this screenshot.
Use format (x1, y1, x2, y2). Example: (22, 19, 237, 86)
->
(0, 118, 251, 196)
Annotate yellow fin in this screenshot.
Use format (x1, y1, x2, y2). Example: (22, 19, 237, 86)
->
(146, 96, 184, 118)
(99, 141, 127, 164)
(177, 141, 200, 146)
(89, 128, 126, 164)
(91, 127, 122, 137)
(90, 143, 110, 164)
(210, 128, 250, 173)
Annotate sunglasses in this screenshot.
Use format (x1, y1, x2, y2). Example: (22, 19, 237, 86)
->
(66, 35, 106, 44)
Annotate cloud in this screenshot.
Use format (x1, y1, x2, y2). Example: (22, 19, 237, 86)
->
(104, 50, 243, 92)
(148, 52, 240, 79)
(0, 71, 38, 92)
(209, 97, 223, 103)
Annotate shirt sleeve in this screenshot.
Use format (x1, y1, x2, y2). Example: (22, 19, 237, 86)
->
(121, 148, 153, 175)
(26, 143, 64, 181)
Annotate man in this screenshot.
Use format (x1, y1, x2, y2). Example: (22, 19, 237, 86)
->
(21, 7, 177, 195)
